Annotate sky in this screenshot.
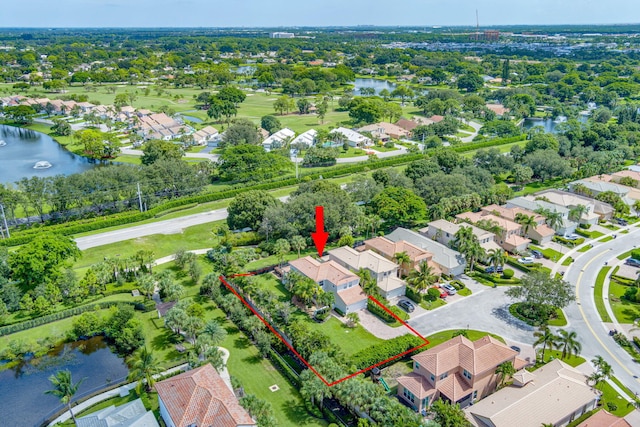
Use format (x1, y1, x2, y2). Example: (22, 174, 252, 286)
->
(2, 0, 640, 28)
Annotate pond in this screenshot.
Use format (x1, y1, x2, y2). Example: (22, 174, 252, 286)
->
(233, 65, 256, 75)
(0, 336, 128, 427)
(177, 114, 203, 123)
(522, 115, 588, 134)
(352, 78, 397, 96)
(0, 125, 98, 184)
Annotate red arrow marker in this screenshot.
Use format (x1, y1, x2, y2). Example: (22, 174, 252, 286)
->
(311, 205, 329, 256)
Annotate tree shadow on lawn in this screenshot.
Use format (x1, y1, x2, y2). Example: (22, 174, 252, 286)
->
(151, 328, 182, 353)
(619, 306, 640, 322)
(281, 398, 326, 426)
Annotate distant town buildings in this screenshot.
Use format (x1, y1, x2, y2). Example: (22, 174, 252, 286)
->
(271, 32, 295, 39)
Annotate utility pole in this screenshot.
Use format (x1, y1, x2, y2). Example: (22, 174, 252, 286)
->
(137, 183, 144, 212)
(0, 203, 9, 239)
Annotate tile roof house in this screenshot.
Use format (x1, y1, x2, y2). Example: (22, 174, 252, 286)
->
(386, 228, 466, 277)
(456, 211, 531, 253)
(575, 410, 632, 427)
(291, 129, 317, 148)
(76, 398, 159, 427)
(395, 118, 419, 132)
(397, 335, 527, 412)
(485, 103, 510, 118)
(328, 246, 406, 299)
(358, 122, 410, 140)
(609, 170, 640, 189)
(155, 364, 256, 427)
(505, 196, 578, 237)
(536, 189, 614, 222)
(420, 220, 501, 255)
(481, 204, 555, 245)
(192, 126, 220, 146)
(288, 256, 367, 314)
(571, 178, 640, 206)
(465, 359, 600, 427)
(362, 236, 439, 278)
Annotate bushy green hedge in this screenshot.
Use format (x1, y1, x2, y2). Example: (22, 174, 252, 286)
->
(0, 301, 136, 336)
(352, 335, 425, 370)
(451, 135, 526, 153)
(502, 269, 514, 279)
(367, 299, 396, 323)
(553, 236, 585, 246)
(405, 287, 422, 304)
(268, 349, 301, 387)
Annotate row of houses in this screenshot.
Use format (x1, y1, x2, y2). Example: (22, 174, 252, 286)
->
(1, 94, 221, 145)
(396, 335, 605, 427)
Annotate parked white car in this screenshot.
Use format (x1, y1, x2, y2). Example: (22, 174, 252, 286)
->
(518, 257, 535, 264)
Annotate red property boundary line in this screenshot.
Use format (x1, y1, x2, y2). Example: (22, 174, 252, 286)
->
(220, 274, 429, 387)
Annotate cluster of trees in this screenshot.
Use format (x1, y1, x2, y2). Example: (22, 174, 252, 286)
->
(201, 86, 246, 124)
(70, 304, 145, 354)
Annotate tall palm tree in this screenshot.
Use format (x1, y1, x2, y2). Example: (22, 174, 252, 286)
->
(495, 361, 516, 388)
(290, 235, 307, 259)
(45, 370, 85, 426)
(407, 262, 438, 291)
(533, 327, 558, 362)
(487, 248, 506, 270)
(514, 213, 537, 236)
(557, 329, 582, 360)
(357, 268, 378, 296)
(202, 319, 227, 346)
(591, 355, 613, 380)
(127, 347, 164, 393)
(543, 210, 563, 231)
(569, 204, 589, 222)
(465, 241, 486, 271)
(393, 251, 411, 277)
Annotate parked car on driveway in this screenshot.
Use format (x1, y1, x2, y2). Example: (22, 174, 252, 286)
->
(626, 258, 640, 268)
(398, 299, 415, 313)
(518, 257, 535, 264)
(485, 266, 496, 273)
(564, 234, 580, 240)
(441, 283, 457, 295)
(530, 249, 543, 259)
(615, 218, 628, 226)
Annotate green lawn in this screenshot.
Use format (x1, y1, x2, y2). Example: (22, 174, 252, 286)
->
(548, 308, 568, 327)
(529, 245, 563, 262)
(420, 298, 447, 311)
(542, 350, 586, 368)
(609, 280, 640, 324)
(337, 147, 368, 158)
(562, 257, 574, 266)
(594, 267, 612, 323)
(371, 144, 400, 153)
(598, 380, 635, 417)
(578, 244, 593, 253)
(307, 317, 383, 357)
(617, 250, 635, 260)
(458, 288, 472, 297)
(424, 329, 505, 348)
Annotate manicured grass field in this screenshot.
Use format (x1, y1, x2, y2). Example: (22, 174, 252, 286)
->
(541, 350, 585, 368)
(594, 267, 612, 323)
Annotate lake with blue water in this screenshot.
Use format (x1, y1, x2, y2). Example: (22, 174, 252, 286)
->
(0, 125, 98, 184)
(352, 78, 397, 95)
(0, 336, 128, 427)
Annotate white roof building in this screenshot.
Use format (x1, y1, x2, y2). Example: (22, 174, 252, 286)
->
(330, 127, 372, 147)
(291, 129, 317, 148)
(262, 127, 295, 151)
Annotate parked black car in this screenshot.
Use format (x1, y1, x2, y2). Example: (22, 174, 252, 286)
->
(530, 250, 543, 259)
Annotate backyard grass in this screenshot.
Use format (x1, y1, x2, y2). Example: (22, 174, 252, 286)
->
(594, 267, 612, 323)
(424, 329, 505, 348)
(307, 317, 383, 357)
(542, 350, 585, 368)
(598, 380, 635, 417)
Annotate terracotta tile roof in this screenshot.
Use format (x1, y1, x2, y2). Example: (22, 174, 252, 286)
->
(363, 237, 433, 264)
(397, 372, 437, 399)
(456, 211, 522, 232)
(482, 204, 545, 224)
(504, 234, 531, 247)
(155, 364, 255, 427)
(328, 246, 398, 274)
(438, 373, 473, 402)
(395, 118, 418, 131)
(289, 256, 358, 287)
(412, 335, 518, 376)
(576, 410, 632, 427)
(337, 285, 368, 306)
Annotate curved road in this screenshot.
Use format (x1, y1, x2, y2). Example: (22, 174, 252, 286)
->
(559, 226, 640, 395)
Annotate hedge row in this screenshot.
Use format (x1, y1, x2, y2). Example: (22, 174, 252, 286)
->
(451, 135, 526, 153)
(367, 299, 396, 323)
(352, 335, 426, 371)
(0, 301, 136, 336)
(267, 349, 301, 387)
(405, 287, 423, 304)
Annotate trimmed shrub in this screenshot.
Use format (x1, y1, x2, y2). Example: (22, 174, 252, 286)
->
(426, 287, 441, 302)
(352, 335, 425, 370)
(502, 269, 514, 279)
(367, 299, 395, 323)
(268, 349, 301, 387)
(405, 287, 422, 304)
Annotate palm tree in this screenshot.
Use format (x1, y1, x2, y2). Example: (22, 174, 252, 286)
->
(45, 370, 85, 426)
(514, 213, 537, 236)
(541, 209, 563, 231)
(358, 268, 379, 297)
(407, 262, 438, 291)
(633, 200, 640, 217)
(591, 355, 613, 380)
(127, 346, 164, 393)
(557, 329, 582, 360)
(487, 248, 506, 271)
(465, 241, 486, 271)
(533, 327, 558, 362)
(137, 274, 156, 300)
(290, 235, 307, 259)
(569, 204, 589, 222)
(202, 319, 227, 346)
(495, 361, 516, 388)
(393, 251, 411, 277)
